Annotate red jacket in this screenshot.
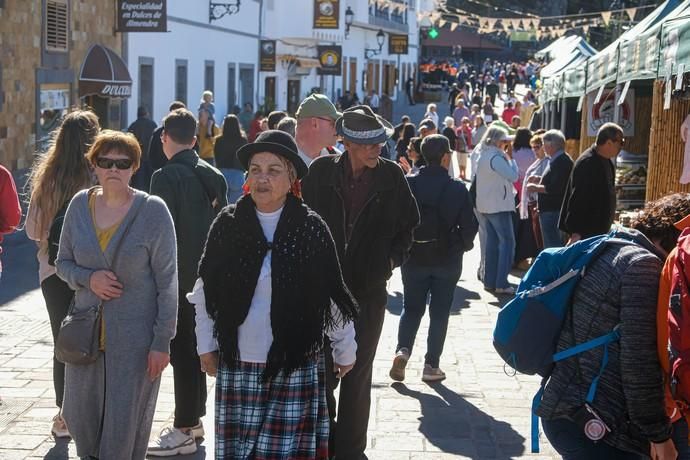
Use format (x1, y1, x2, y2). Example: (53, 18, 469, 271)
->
(0, 164, 21, 250)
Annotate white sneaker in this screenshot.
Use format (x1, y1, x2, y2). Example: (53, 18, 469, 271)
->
(421, 364, 446, 382)
(147, 427, 197, 457)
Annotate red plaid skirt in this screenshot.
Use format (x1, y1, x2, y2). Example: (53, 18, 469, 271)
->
(215, 355, 329, 459)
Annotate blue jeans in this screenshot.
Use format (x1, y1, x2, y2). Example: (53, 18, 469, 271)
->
(482, 211, 516, 290)
(673, 418, 690, 459)
(542, 418, 646, 460)
(540, 210, 564, 248)
(397, 258, 462, 367)
(220, 168, 245, 204)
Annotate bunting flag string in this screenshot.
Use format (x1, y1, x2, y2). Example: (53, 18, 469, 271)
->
(625, 7, 637, 21)
(601, 11, 612, 26)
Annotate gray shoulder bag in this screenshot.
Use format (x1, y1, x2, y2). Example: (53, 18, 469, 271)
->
(55, 196, 145, 365)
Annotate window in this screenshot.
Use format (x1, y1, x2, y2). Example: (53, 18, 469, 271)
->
(139, 58, 154, 116)
(227, 64, 236, 111)
(175, 59, 188, 105)
(204, 61, 215, 93)
(45, 0, 68, 52)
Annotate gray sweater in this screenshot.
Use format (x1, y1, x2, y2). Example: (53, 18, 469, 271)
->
(535, 229, 672, 455)
(56, 189, 178, 459)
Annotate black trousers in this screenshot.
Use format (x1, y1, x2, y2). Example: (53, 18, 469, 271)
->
(170, 293, 207, 428)
(41, 273, 74, 408)
(325, 291, 387, 460)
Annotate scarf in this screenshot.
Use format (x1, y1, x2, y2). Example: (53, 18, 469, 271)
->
(198, 193, 358, 381)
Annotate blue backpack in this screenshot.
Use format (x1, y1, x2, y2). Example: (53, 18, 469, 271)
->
(493, 228, 636, 452)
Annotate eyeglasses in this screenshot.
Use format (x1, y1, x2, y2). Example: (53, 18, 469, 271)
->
(95, 157, 133, 170)
(613, 137, 625, 146)
(315, 117, 336, 126)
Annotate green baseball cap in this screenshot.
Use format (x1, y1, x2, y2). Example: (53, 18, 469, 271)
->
(295, 94, 342, 121)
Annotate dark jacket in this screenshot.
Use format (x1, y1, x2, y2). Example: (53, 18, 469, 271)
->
(537, 151, 573, 213)
(150, 149, 228, 292)
(407, 165, 477, 264)
(559, 145, 616, 238)
(128, 117, 157, 192)
(302, 153, 419, 301)
(535, 229, 672, 455)
(213, 135, 247, 170)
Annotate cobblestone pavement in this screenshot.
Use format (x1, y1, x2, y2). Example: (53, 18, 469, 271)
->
(0, 224, 558, 459)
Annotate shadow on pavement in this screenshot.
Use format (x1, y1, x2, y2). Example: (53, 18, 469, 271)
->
(386, 290, 404, 316)
(391, 382, 525, 459)
(43, 438, 69, 459)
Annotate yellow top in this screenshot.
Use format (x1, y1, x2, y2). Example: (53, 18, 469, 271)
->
(89, 192, 124, 351)
(197, 124, 219, 159)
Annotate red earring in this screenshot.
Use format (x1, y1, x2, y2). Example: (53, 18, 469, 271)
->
(242, 182, 250, 195)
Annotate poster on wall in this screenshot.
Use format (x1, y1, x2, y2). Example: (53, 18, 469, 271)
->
(116, 0, 167, 32)
(388, 34, 409, 55)
(313, 0, 339, 29)
(317, 46, 342, 75)
(259, 40, 277, 72)
(587, 88, 635, 137)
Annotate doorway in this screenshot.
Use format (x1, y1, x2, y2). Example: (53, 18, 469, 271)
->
(287, 80, 301, 115)
(84, 95, 109, 128)
(264, 77, 276, 112)
(239, 66, 254, 109)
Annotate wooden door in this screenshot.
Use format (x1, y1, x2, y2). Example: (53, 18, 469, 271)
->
(287, 80, 301, 115)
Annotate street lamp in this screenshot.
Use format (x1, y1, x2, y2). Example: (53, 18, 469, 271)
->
(365, 29, 386, 59)
(209, 0, 241, 22)
(345, 6, 354, 38)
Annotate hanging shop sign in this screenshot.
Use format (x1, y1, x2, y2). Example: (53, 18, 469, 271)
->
(388, 34, 409, 55)
(313, 0, 339, 29)
(260, 40, 277, 72)
(317, 46, 342, 75)
(587, 88, 635, 137)
(116, 0, 167, 32)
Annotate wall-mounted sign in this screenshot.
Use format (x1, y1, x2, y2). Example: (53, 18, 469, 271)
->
(313, 0, 339, 29)
(317, 46, 342, 75)
(116, 0, 167, 32)
(587, 88, 635, 136)
(388, 34, 409, 55)
(260, 40, 277, 72)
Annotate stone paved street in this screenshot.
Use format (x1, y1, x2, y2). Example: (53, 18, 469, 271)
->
(0, 221, 558, 459)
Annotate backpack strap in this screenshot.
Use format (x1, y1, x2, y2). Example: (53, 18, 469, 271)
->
(531, 327, 621, 453)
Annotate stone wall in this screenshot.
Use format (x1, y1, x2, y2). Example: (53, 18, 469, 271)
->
(0, 0, 121, 171)
(0, 1, 42, 170)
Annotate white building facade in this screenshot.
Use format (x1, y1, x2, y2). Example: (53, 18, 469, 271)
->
(125, 0, 431, 125)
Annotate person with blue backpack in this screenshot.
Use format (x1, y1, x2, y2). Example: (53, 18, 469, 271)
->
(497, 209, 680, 458)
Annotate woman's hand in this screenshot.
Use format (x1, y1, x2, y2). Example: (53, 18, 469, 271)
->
(89, 270, 123, 300)
(399, 157, 412, 174)
(334, 361, 355, 379)
(147, 351, 170, 381)
(200, 351, 219, 377)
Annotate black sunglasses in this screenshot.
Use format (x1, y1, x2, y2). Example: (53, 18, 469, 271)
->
(95, 157, 133, 170)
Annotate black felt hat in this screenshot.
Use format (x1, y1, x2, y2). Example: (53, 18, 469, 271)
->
(237, 130, 308, 179)
(335, 105, 394, 145)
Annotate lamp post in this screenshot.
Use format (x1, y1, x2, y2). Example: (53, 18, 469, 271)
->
(345, 6, 354, 38)
(365, 29, 386, 59)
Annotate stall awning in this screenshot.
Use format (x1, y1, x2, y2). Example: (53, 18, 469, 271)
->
(78, 44, 132, 98)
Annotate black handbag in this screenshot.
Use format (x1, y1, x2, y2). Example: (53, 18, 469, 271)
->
(55, 195, 144, 365)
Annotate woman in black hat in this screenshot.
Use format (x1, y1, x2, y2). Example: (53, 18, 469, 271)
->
(188, 130, 358, 459)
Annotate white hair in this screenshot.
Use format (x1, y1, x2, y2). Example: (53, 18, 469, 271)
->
(444, 116, 454, 128)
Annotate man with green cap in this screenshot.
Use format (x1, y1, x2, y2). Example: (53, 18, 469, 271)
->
(295, 93, 342, 165)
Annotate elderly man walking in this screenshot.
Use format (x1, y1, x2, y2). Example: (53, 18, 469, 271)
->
(295, 94, 342, 165)
(302, 105, 419, 460)
(525, 129, 573, 248)
(560, 122, 624, 244)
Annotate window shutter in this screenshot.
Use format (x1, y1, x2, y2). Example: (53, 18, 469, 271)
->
(46, 0, 68, 52)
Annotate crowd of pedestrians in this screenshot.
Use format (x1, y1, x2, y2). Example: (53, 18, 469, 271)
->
(2, 72, 690, 460)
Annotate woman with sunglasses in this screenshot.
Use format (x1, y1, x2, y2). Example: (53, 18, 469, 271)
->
(55, 130, 178, 460)
(26, 109, 100, 439)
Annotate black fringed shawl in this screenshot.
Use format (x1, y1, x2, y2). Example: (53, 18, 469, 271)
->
(198, 193, 358, 381)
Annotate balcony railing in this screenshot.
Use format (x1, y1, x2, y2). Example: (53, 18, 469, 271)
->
(368, 14, 409, 32)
